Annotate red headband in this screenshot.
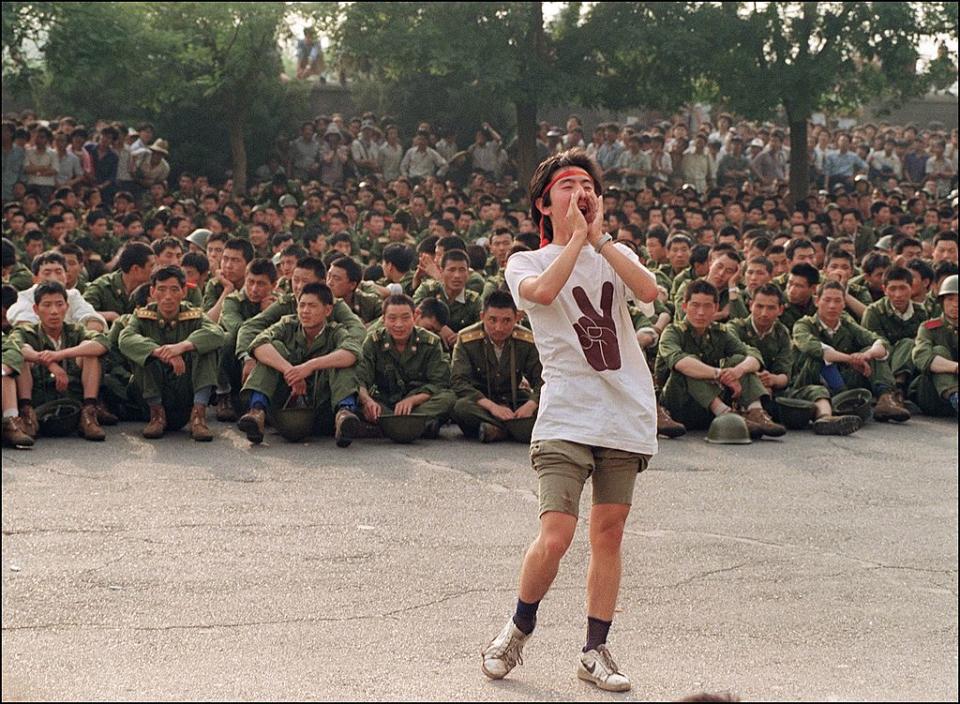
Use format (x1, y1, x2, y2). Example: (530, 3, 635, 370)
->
(538, 167, 593, 248)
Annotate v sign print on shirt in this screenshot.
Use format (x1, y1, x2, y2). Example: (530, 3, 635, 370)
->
(572, 282, 621, 371)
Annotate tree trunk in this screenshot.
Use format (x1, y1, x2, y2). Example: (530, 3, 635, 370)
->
(516, 100, 539, 191)
(228, 115, 248, 196)
(788, 115, 809, 206)
(515, 1, 544, 191)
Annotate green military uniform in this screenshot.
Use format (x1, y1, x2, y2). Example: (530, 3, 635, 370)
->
(5, 262, 34, 291)
(1, 331, 24, 372)
(853, 226, 877, 261)
(370, 234, 417, 262)
(356, 326, 456, 423)
(845, 281, 874, 317)
(848, 274, 882, 303)
(184, 283, 203, 309)
(771, 271, 789, 291)
(481, 271, 508, 304)
(449, 323, 543, 438)
(788, 314, 895, 403)
(657, 320, 767, 429)
(100, 312, 149, 421)
(673, 279, 749, 322)
(345, 289, 383, 324)
(82, 270, 138, 317)
(780, 298, 817, 335)
(241, 315, 362, 435)
(218, 289, 269, 396)
(118, 303, 225, 430)
(202, 278, 230, 311)
(6, 322, 108, 406)
(909, 316, 958, 416)
(77, 233, 122, 263)
(377, 270, 417, 298)
(669, 266, 695, 301)
(483, 256, 499, 278)
(236, 293, 366, 360)
(924, 292, 942, 319)
(729, 316, 794, 383)
(861, 298, 928, 381)
(412, 282, 481, 332)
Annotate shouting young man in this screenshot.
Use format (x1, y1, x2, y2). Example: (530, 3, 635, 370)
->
(481, 150, 659, 692)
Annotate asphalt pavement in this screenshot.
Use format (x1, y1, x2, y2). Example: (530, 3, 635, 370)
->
(2, 414, 957, 701)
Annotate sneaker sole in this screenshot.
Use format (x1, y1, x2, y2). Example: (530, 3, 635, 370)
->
(480, 661, 509, 680)
(813, 416, 862, 436)
(577, 664, 631, 692)
(237, 417, 264, 444)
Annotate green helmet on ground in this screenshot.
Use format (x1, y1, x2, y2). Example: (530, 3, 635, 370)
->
(35, 398, 82, 437)
(379, 413, 429, 444)
(833, 388, 873, 422)
(705, 413, 752, 445)
(775, 397, 817, 430)
(271, 406, 316, 442)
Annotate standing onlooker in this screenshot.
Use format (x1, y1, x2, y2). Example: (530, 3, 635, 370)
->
(85, 125, 119, 205)
(378, 124, 404, 182)
(23, 125, 60, 202)
(400, 131, 448, 181)
(288, 121, 321, 181)
(2, 121, 25, 202)
(54, 131, 84, 188)
(926, 140, 956, 199)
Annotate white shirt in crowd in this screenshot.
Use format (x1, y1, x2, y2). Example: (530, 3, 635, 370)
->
(8, 285, 107, 328)
(25, 146, 59, 187)
(505, 242, 659, 456)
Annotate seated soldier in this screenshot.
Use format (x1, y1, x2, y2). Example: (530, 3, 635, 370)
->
(82, 242, 156, 323)
(743, 256, 774, 305)
(658, 279, 785, 438)
(668, 242, 711, 304)
(203, 237, 254, 320)
(781, 263, 819, 333)
(849, 251, 891, 302)
(861, 266, 928, 396)
(357, 294, 456, 439)
(118, 266, 226, 441)
(214, 258, 279, 422)
(772, 238, 818, 290)
(822, 247, 872, 321)
(7, 252, 107, 331)
(377, 242, 417, 297)
(235, 257, 366, 380)
(909, 274, 958, 416)
(790, 279, 911, 429)
(236, 282, 364, 446)
(326, 254, 383, 324)
(413, 249, 482, 347)
(4, 281, 108, 443)
(450, 290, 543, 443)
(181, 251, 210, 308)
(729, 283, 793, 398)
(2, 237, 34, 291)
(673, 245, 748, 323)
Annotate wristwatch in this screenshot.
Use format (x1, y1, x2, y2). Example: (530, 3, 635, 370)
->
(594, 233, 614, 253)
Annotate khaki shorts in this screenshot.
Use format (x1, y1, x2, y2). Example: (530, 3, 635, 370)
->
(530, 439, 650, 517)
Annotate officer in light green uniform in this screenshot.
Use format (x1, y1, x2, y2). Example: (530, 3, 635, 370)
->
(118, 266, 225, 439)
(861, 266, 928, 387)
(909, 275, 959, 416)
(238, 282, 363, 443)
(357, 295, 456, 434)
(449, 291, 543, 441)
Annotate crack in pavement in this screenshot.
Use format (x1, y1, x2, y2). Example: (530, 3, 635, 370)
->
(402, 453, 538, 501)
(2, 586, 516, 633)
(658, 561, 754, 589)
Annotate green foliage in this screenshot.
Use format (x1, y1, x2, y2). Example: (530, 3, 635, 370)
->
(2, 2, 302, 187)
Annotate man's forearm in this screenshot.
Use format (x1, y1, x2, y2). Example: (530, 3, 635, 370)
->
(675, 356, 720, 380)
(600, 245, 658, 302)
(253, 344, 292, 373)
(307, 349, 357, 371)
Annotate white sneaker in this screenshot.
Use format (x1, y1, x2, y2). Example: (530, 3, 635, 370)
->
(578, 644, 631, 692)
(481, 618, 530, 679)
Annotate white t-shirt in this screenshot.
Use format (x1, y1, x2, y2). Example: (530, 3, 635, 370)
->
(505, 242, 659, 456)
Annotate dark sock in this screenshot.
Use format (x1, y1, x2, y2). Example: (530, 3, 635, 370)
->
(83, 398, 97, 407)
(583, 616, 612, 652)
(512, 598, 540, 635)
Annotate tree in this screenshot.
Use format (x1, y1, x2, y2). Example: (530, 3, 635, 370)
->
(330, 2, 578, 189)
(2, 2, 303, 193)
(694, 2, 958, 202)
